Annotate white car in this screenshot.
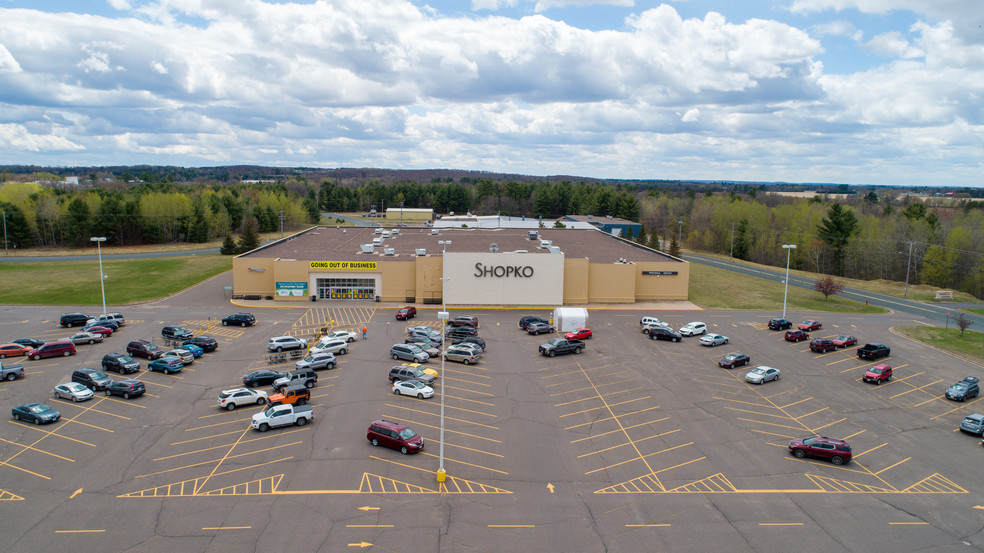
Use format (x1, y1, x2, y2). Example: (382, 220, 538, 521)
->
(87, 313, 126, 327)
(392, 379, 434, 399)
(699, 333, 729, 347)
(640, 316, 663, 327)
(642, 321, 671, 335)
(267, 336, 308, 352)
(163, 348, 194, 364)
(217, 387, 269, 410)
(53, 382, 94, 402)
(325, 330, 358, 343)
(311, 339, 349, 355)
(679, 322, 707, 336)
(745, 365, 781, 385)
(67, 331, 104, 345)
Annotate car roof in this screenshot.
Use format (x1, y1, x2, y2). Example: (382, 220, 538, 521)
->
(371, 419, 406, 430)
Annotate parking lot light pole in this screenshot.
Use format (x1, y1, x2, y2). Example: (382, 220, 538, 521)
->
(437, 239, 451, 483)
(782, 244, 796, 319)
(91, 237, 108, 316)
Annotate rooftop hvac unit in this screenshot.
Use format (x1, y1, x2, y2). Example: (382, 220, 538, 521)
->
(539, 239, 552, 248)
(546, 245, 561, 254)
(360, 244, 375, 253)
(372, 237, 383, 245)
(374, 228, 383, 234)
(528, 230, 538, 240)
(392, 228, 400, 234)
(511, 250, 528, 254)
(383, 248, 395, 256)
(415, 248, 427, 256)
(382, 231, 391, 238)
(431, 229, 439, 235)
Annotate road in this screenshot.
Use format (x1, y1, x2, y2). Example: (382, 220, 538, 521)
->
(683, 252, 984, 328)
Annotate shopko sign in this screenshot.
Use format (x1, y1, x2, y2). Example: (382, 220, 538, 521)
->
(473, 262, 535, 278)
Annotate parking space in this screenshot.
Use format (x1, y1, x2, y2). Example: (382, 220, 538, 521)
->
(2, 297, 984, 552)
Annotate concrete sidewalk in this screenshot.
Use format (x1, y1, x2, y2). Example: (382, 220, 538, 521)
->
(229, 298, 702, 312)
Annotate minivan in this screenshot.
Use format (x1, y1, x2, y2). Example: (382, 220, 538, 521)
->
(390, 343, 429, 363)
(367, 420, 424, 455)
(72, 368, 113, 391)
(27, 340, 76, 360)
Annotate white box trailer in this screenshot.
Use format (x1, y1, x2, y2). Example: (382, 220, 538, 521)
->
(553, 307, 588, 333)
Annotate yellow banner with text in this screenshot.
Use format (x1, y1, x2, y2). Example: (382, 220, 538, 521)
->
(310, 261, 378, 270)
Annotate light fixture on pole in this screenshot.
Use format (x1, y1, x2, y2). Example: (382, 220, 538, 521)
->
(436, 239, 451, 483)
(903, 241, 914, 298)
(91, 237, 108, 316)
(782, 244, 796, 319)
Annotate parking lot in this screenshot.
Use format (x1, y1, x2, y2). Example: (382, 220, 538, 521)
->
(1, 278, 983, 552)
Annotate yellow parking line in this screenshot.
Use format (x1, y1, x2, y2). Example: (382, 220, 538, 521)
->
(383, 415, 502, 444)
(154, 436, 306, 462)
(914, 395, 945, 407)
(842, 429, 866, 440)
(565, 406, 661, 430)
(184, 418, 254, 431)
(560, 396, 651, 418)
(875, 457, 911, 475)
(0, 436, 74, 462)
(712, 397, 771, 408)
(890, 380, 942, 399)
(554, 387, 645, 407)
(794, 407, 829, 420)
(172, 430, 244, 446)
(545, 371, 630, 388)
(552, 378, 636, 396)
(723, 406, 794, 419)
(418, 450, 508, 475)
(750, 429, 797, 440)
(780, 398, 813, 409)
(416, 434, 504, 458)
(7, 422, 96, 446)
(386, 405, 499, 430)
(135, 446, 296, 479)
(853, 442, 888, 459)
(585, 447, 699, 476)
(442, 384, 494, 397)
(736, 418, 811, 432)
(0, 460, 51, 479)
(813, 418, 847, 431)
(443, 394, 495, 407)
(444, 376, 492, 388)
(577, 429, 680, 459)
(571, 418, 671, 443)
(930, 396, 984, 420)
(826, 356, 857, 366)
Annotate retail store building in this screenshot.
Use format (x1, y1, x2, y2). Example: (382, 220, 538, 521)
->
(232, 226, 689, 306)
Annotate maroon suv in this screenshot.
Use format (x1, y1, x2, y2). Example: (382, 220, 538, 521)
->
(784, 329, 809, 342)
(788, 436, 852, 465)
(809, 338, 836, 353)
(26, 340, 76, 360)
(395, 306, 416, 320)
(126, 340, 165, 360)
(367, 419, 424, 455)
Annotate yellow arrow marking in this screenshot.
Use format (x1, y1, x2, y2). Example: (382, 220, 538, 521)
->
(69, 488, 83, 499)
(547, 483, 555, 493)
(357, 506, 380, 511)
(348, 542, 373, 548)
(974, 506, 984, 510)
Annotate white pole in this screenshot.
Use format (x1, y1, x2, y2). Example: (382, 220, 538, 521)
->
(782, 244, 796, 319)
(903, 241, 914, 298)
(91, 237, 108, 315)
(437, 240, 451, 483)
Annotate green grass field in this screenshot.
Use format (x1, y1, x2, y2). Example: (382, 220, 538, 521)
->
(0, 255, 232, 305)
(894, 325, 984, 366)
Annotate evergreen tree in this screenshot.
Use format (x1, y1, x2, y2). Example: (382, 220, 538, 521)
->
(669, 234, 680, 257)
(635, 225, 647, 245)
(647, 231, 660, 250)
(64, 197, 92, 247)
(220, 234, 238, 255)
(237, 218, 260, 253)
(0, 202, 33, 248)
(733, 219, 750, 260)
(816, 203, 859, 276)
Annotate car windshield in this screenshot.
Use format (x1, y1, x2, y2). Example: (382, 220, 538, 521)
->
(724, 355, 737, 360)
(68, 383, 87, 392)
(409, 381, 425, 389)
(408, 345, 423, 353)
(802, 437, 816, 445)
(92, 371, 108, 379)
(399, 428, 417, 440)
(752, 368, 766, 375)
(870, 368, 883, 374)
(304, 355, 316, 362)
(952, 383, 968, 391)
(29, 405, 47, 413)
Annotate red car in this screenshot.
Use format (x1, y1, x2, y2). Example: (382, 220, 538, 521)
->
(0, 343, 31, 359)
(788, 436, 852, 465)
(863, 364, 893, 384)
(565, 328, 592, 340)
(784, 329, 809, 342)
(831, 335, 857, 348)
(395, 306, 416, 320)
(83, 325, 114, 337)
(798, 320, 822, 331)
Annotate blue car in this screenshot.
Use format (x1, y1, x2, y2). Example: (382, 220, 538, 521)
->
(148, 357, 184, 374)
(180, 343, 204, 358)
(12, 403, 61, 424)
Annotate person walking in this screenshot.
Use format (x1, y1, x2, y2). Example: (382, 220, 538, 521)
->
(362, 326, 367, 340)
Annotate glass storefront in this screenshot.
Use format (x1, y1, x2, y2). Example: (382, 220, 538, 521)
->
(316, 277, 376, 300)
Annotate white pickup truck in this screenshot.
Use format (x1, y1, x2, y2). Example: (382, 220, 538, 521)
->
(0, 361, 25, 381)
(251, 403, 314, 432)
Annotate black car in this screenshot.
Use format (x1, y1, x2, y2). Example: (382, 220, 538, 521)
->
(104, 379, 146, 399)
(88, 319, 120, 331)
(222, 313, 256, 327)
(519, 316, 549, 330)
(453, 336, 486, 349)
(60, 313, 91, 327)
(447, 325, 478, 338)
(102, 353, 141, 374)
(768, 318, 792, 330)
(243, 369, 286, 388)
(162, 325, 194, 340)
(71, 368, 113, 391)
(405, 335, 440, 347)
(450, 315, 479, 327)
(649, 327, 682, 342)
(184, 336, 218, 352)
(11, 338, 45, 349)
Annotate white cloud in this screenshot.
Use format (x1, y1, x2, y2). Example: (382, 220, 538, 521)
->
(865, 31, 924, 58)
(0, 44, 22, 73)
(681, 108, 700, 122)
(811, 20, 862, 41)
(533, 0, 632, 12)
(0, 123, 85, 152)
(789, 0, 984, 43)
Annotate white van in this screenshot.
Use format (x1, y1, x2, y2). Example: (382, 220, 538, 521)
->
(88, 312, 126, 327)
(640, 316, 662, 327)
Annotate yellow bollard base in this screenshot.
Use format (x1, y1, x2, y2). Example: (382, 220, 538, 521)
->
(436, 468, 446, 483)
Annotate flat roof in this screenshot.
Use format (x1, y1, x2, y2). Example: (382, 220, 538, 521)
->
(244, 226, 681, 264)
(564, 214, 639, 225)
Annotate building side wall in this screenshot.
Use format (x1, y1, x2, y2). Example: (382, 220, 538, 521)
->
(586, 264, 637, 303)
(414, 256, 443, 304)
(562, 258, 590, 305)
(378, 260, 415, 302)
(442, 252, 564, 305)
(232, 257, 275, 296)
(276, 260, 316, 301)
(634, 261, 690, 300)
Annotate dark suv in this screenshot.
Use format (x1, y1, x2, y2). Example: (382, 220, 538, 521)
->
(519, 316, 549, 330)
(768, 318, 792, 330)
(788, 436, 852, 465)
(388, 364, 435, 385)
(126, 340, 165, 360)
(447, 325, 478, 338)
(273, 369, 318, 391)
(71, 368, 113, 391)
(221, 313, 255, 327)
(367, 419, 424, 455)
(60, 313, 91, 327)
(809, 338, 836, 353)
(649, 327, 682, 342)
(162, 325, 194, 340)
(784, 329, 809, 342)
(183, 336, 218, 352)
(101, 353, 140, 374)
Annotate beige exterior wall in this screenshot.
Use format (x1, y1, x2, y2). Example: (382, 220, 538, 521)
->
(442, 252, 565, 306)
(378, 261, 415, 302)
(384, 209, 433, 222)
(562, 258, 590, 304)
(414, 256, 443, 304)
(634, 261, 690, 301)
(232, 257, 276, 297)
(586, 263, 637, 303)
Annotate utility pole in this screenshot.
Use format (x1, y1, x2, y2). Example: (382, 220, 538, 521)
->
(730, 221, 735, 260)
(903, 241, 914, 297)
(3, 210, 7, 256)
(678, 217, 683, 246)
(279, 210, 285, 239)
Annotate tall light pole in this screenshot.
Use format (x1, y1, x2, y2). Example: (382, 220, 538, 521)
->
(782, 244, 796, 319)
(91, 237, 108, 316)
(436, 239, 451, 483)
(678, 217, 683, 246)
(903, 241, 914, 297)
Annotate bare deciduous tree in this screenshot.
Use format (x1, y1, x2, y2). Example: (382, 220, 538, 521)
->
(955, 313, 974, 337)
(813, 275, 844, 299)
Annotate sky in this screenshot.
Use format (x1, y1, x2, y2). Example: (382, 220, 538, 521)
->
(0, 1, 982, 186)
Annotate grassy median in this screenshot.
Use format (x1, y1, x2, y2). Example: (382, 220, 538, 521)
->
(895, 325, 984, 366)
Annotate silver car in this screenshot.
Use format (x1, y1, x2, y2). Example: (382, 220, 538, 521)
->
(53, 382, 94, 402)
(745, 365, 780, 384)
(163, 348, 194, 364)
(443, 346, 479, 365)
(325, 330, 358, 343)
(959, 414, 984, 435)
(699, 333, 729, 347)
(267, 336, 308, 352)
(67, 331, 104, 345)
(311, 339, 349, 355)
(452, 342, 484, 355)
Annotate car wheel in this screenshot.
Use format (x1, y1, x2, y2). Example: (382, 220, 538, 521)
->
(88, 340, 94, 344)
(305, 381, 314, 388)
(831, 456, 844, 466)
(0, 354, 5, 359)
(574, 347, 582, 354)
(105, 390, 111, 396)
(394, 388, 401, 395)
(549, 350, 556, 357)
(297, 398, 307, 405)
(276, 346, 283, 352)
(34, 418, 40, 425)
(124, 393, 131, 399)
(371, 438, 379, 446)
(400, 446, 409, 455)
(258, 423, 269, 432)
(417, 393, 424, 399)
(392, 353, 399, 360)
(164, 369, 170, 375)
(673, 338, 679, 342)
(339, 348, 346, 355)
(296, 417, 307, 426)
(12, 413, 19, 421)
(327, 363, 335, 370)
(463, 359, 470, 365)
(73, 395, 81, 402)
(724, 339, 729, 344)
(6, 374, 15, 382)
(223, 321, 228, 326)
(875, 379, 881, 385)
(347, 337, 354, 343)
(64, 351, 71, 357)
(256, 398, 265, 405)
(31, 355, 38, 360)
(250, 381, 258, 388)
(793, 449, 806, 458)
